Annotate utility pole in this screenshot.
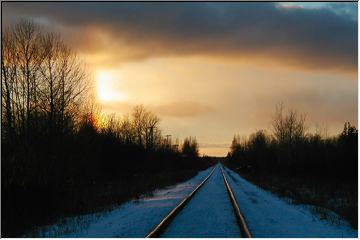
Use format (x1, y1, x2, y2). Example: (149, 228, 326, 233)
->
(147, 126, 154, 150)
(173, 137, 179, 151)
(165, 134, 172, 147)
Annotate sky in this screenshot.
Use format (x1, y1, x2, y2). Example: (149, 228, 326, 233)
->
(3, 2, 358, 156)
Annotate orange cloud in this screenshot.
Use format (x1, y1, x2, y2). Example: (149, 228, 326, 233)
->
(152, 101, 214, 118)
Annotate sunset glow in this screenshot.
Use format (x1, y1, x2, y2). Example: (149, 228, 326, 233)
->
(4, 2, 357, 156)
(3, 3, 358, 237)
(96, 70, 127, 103)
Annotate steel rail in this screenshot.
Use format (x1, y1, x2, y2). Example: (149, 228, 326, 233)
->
(221, 165, 252, 238)
(145, 165, 217, 238)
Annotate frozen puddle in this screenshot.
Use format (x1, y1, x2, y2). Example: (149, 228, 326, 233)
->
(223, 166, 357, 238)
(24, 167, 213, 237)
(162, 165, 241, 237)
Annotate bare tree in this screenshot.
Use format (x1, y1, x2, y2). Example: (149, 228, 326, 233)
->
(230, 134, 241, 155)
(182, 136, 199, 158)
(272, 103, 307, 145)
(13, 20, 44, 134)
(131, 105, 160, 149)
(119, 114, 135, 144)
(37, 32, 87, 135)
(2, 20, 43, 139)
(144, 111, 160, 150)
(272, 103, 307, 165)
(132, 105, 146, 147)
(2, 27, 16, 140)
(1, 19, 88, 141)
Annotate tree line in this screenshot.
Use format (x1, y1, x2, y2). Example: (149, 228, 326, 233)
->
(2, 19, 201, 188)
(227, 103, 357, 181)
(2, 20, 203, 236)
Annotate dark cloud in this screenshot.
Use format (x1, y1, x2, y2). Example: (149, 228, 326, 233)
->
(3, 2, 357, 72)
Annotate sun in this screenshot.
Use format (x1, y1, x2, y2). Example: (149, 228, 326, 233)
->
(96, 70, 127, 102)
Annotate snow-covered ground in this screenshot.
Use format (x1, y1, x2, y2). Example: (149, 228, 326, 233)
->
(223, 166, 358, 238)
(24, 164, 357, 238)
(162, 165, 241, 237)
(24, 167, 214, 237)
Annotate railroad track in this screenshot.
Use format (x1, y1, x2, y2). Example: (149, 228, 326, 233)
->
(221, 166, 252, 238)
(145, 164, 252, 238)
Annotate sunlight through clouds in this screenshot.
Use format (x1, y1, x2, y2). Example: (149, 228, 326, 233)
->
(3, 2, 357, 156)
(96, 70, 128, 103)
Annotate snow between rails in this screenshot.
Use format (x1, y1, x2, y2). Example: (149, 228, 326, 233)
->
(162, 165, 241, 237)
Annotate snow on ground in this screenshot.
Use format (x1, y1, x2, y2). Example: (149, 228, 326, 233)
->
(223, 166, 358, 238)
(24, 164, 357, 238)
(24, 167, 214, 237)
(162, 165, 241, 237)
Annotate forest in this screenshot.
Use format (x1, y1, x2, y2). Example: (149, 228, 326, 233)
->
(226, 103, 358, 227)
(2, 20, 213, 236)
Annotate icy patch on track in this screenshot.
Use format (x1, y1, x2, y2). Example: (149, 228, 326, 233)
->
(24, 167, 213, 237)
(223, 167, 357, 238)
